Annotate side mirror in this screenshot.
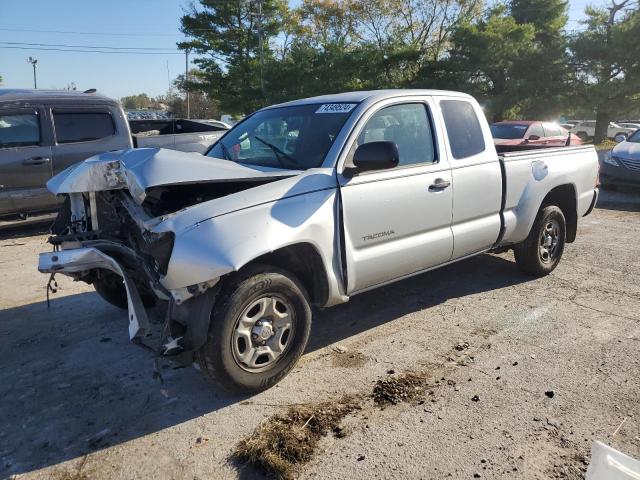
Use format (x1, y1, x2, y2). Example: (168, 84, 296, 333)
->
(528, 134, 541, 141)
(349, 141, 399, 174)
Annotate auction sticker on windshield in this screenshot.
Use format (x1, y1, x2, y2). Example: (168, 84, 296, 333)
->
(315, 103, 357, 114)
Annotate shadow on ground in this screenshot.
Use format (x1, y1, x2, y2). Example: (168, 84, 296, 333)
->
(596, 188, 640, 212)
(0, 252, 532, 477)
(0, 219, 52, 241)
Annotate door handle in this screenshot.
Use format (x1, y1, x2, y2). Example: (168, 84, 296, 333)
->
(22, 156, 51, 166)
(429, 178, 451, 190)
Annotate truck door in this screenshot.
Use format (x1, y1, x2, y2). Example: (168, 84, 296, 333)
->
(338, 99, 454, 294)
(438, 98, 502, 259)
(0, 108, 54, 216)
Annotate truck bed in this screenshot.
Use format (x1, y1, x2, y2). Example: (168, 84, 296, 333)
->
(498, 145, 599, 246)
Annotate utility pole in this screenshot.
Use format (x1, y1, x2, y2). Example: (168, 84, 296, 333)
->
(27, 57, 38, 89)
(185, 49, 190, 119)
(257, 0, 265, 99)
(250, 0, 266, 100)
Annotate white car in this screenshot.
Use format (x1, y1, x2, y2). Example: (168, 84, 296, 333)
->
(616, 122, 640, 131)
(571, 121, 636, 141)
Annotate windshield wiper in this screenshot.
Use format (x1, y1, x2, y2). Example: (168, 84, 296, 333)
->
(253, 135, 299, 168)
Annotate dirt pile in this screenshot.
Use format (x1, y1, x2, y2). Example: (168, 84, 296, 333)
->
(234, 396, 361, 479)
(372, 372, 427, 407)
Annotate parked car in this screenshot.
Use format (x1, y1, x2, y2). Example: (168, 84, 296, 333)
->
(129, 118, 227, 153)
(39, 90, 599, 393)
(600, 128, 640, 188)
(490, 121, 580, 152)
(570, 120, 636, 141)
(0, 89, 132, 219)
(0, 89, 228, 219)
(615, 122, 640, 131)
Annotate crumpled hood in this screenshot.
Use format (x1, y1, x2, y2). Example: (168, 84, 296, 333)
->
(47, 148, 302, 204)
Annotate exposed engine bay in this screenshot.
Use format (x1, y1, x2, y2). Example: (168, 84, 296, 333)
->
(141, 179, 280, 218)
(40, 146, 306, 369)
(43, 183, 261, 365)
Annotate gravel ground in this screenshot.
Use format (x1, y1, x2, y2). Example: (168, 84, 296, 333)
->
(0, 189, 638, 480)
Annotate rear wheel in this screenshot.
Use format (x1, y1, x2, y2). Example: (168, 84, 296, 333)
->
(576, 131, 588, 141)
(93, 270, 156, 310)
(196, 265, 312, 393)
(514, 206, 566, 277)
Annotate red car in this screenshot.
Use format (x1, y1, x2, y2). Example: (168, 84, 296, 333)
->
(491, 121, 582, 152)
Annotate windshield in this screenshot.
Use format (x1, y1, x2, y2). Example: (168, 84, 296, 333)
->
(490, 124, 528, 139)
(627, 129, 640, 143)
(207, 103, 356, 169)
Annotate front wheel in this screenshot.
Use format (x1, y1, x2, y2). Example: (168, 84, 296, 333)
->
(514, 206, 566, 277)
(196, 265, 312, 394)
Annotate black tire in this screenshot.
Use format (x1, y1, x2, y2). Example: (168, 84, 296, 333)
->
(576, 131, 588, 141)
(514, 206, 566, 277)
(196, 265, 312, 394)
(93, 270, 156, 310)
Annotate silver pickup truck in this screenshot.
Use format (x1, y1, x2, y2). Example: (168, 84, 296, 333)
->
(38, 90, 599, 393)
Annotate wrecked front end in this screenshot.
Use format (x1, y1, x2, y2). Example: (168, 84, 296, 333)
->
(38, 148, 300, 364)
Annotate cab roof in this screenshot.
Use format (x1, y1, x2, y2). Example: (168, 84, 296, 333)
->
(0, 89, 119, 107)
(264, 89, 473, 110)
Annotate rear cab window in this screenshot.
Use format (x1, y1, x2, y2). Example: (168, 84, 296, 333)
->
(53, 111, 115, 144)
(0, 112, 41, 148)
(439, 100, 485, 159)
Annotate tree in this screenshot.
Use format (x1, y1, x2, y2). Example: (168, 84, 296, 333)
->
(121, 93, 153, 110)
(571, 0, 640, 143)
(510, 0, 570, 118)
(415, 5, 536, 121)
(178, 0, 284, 115)
(170, 70, 221, 119)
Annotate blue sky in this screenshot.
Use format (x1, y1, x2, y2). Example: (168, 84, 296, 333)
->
(1, 0, 592, 99)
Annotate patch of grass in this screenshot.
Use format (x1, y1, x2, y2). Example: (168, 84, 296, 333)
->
(234, 396, 361, 479)
(594, 139, 617, 151)
(372, 372, 427, 407)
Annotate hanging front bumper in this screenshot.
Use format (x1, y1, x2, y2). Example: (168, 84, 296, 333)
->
(38, 248, 151, 340)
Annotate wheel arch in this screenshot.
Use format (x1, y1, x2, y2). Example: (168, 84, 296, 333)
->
(238, 242, 330, 307)
(540, 183, 578, 242)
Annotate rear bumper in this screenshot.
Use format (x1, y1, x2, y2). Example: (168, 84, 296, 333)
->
(38, 248, 150, 339)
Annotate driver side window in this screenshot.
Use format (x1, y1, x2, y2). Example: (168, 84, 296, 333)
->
(355, 103, 437, 167)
